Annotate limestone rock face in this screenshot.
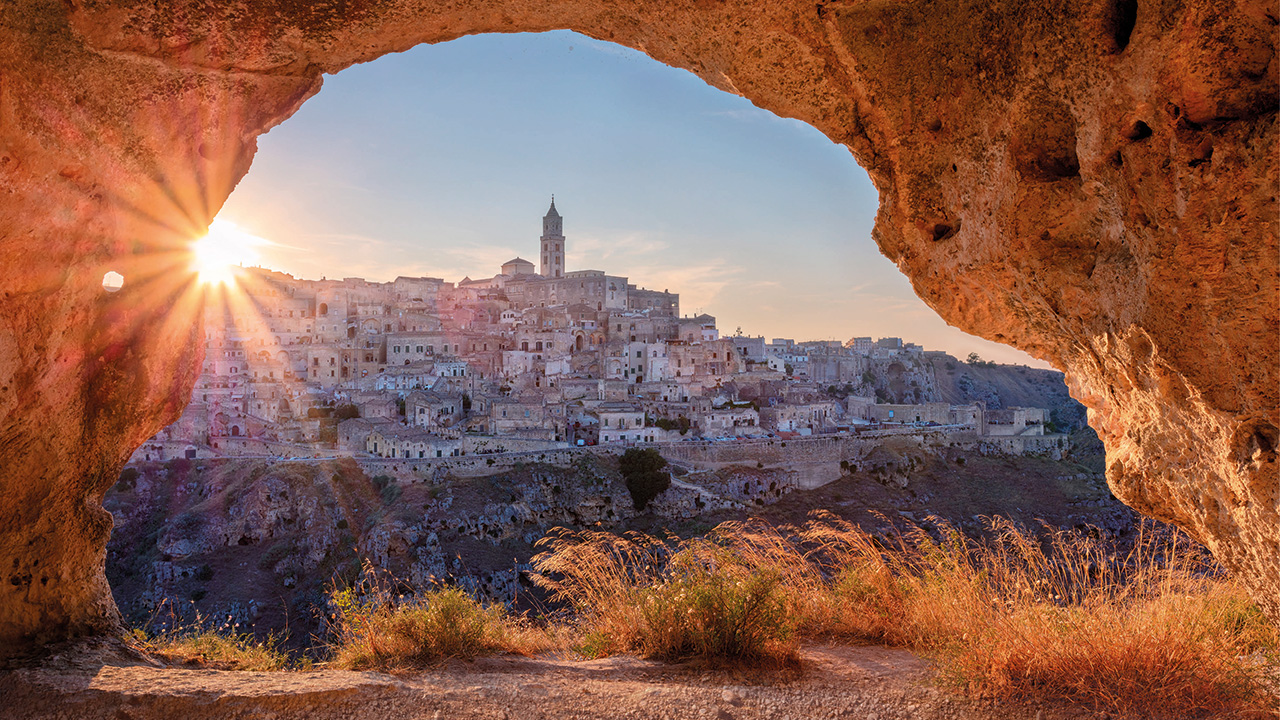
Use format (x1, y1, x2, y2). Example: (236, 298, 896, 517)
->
(0, 0, 1274, 652)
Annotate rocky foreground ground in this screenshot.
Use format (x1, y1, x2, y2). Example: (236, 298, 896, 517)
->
(3, 639, 1103, 720)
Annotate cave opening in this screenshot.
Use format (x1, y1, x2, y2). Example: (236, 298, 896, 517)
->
(0, 0, 1274, 673)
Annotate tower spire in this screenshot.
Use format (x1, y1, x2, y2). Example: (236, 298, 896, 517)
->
(541, 197, 564, 277)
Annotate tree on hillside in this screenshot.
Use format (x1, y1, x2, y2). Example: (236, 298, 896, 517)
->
(619, 448, 671, 511)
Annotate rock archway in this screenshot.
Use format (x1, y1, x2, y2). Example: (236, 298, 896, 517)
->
(0, 0, 1275, 654)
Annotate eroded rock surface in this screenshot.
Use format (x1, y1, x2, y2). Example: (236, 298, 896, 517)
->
(0, 0, 1275, 653)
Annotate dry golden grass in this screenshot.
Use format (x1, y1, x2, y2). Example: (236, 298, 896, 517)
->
(132, 627, 292, 671)
(325, 566, 556, 671)
(532, 513, 1279, 718)
(532, 526, 802, 663)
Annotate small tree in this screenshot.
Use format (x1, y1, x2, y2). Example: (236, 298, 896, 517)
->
(966, 352, 982, 366)
(619, 448, 670, 511)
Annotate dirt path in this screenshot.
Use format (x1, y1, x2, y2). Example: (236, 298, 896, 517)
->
(3, 640, 1102, 720)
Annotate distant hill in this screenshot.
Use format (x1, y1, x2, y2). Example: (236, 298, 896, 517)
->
(922, 351, 1089, 432)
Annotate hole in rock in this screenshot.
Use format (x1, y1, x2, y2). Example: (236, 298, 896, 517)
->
(1125, 120, 1152, 141)
(1110, 0, 1138, 52)
(102, 271, 124, 293)
(931, 222, 959, 242)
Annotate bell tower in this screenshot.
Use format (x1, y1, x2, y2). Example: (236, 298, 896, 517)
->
(540, 196, 564, 278)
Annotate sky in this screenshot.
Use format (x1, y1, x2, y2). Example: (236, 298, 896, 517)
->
(218, 30, 1046, 368)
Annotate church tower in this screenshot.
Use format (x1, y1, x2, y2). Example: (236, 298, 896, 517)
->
(540, 196, 564, 278)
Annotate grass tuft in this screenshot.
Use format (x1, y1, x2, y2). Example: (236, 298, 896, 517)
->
(133, 627, 292, 671)
(325, 565, 553, 671)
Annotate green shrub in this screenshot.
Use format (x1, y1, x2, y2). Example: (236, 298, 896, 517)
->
(380, 482, 402, 504)
(619, 448, 670, 511)
(171, 512, 203, 535)
(258, 541, 293, 571)
(195, 564, 214, 582)
(165, 457, 192, 475)
(116, 467, 140, 491)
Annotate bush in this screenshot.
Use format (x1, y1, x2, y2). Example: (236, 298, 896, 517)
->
(327, 579, 543, 670)
(116, 467, 139, 491)
(618, 448, 670, 511)
(195, 564, 214, 582)
(637, 567, 793, 662)
(380, 482, 402, 504)
(165, 457, 192, 476)
(171, 512, 203, 535)
(257, 541, 293, 571)
(654, 417, 692, 434)
(134, 627, 291, 671)
(532, 524, 798, 664)
(334, 403, 360, 420)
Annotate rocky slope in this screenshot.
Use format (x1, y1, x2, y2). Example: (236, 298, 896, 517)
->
(102, 454, 807, 648)
(0, 0, 1274, 653)
(924, 353, 1089, 431)
(101, 437, 1119, 655)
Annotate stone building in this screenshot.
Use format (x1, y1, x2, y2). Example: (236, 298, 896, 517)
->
(594, 403, 649, 444)
(367, 426, 462, 459)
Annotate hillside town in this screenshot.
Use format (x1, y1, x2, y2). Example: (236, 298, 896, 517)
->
(132, 200, 1051, 464)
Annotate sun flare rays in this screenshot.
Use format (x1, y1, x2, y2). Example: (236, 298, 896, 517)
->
(192, 219, 267, 286)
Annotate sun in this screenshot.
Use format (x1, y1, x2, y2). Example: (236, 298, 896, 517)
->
(192, 219, 266, 285)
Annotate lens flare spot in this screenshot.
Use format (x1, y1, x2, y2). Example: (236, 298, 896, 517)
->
(102, 271, 124, 293)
